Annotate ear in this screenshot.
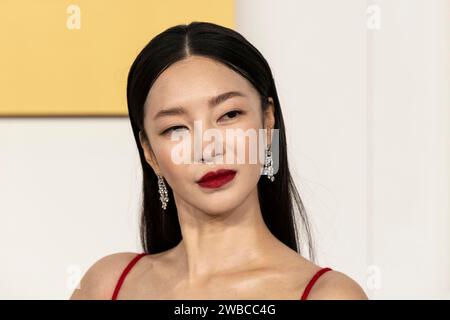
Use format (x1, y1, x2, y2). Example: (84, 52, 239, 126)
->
(139, 130, 161, 175)
(263, 97, 275, 145)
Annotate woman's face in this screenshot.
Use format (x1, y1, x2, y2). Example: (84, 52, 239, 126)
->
(140, 55, 274, 215)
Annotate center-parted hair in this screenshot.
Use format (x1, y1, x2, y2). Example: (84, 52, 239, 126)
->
(126, 21, 315, 261)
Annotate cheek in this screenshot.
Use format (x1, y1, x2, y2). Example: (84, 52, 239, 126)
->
(151, 139, 197, 196)
(152, 140, 182, 177)
(227, 119, 265, 168)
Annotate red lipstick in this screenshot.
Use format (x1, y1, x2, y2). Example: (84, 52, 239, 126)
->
(196, 169, 237, 189)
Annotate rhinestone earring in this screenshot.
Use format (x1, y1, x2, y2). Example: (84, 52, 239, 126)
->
(157, 174, 169, 210)
(263, 145, 275, 182)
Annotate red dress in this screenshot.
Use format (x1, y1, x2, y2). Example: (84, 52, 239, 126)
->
(111, 253, 332, 300)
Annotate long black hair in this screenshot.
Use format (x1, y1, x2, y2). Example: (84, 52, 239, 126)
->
(126, 21, 315, 262)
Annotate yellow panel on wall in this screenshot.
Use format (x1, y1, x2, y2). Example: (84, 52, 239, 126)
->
(0, 0, 235, 116)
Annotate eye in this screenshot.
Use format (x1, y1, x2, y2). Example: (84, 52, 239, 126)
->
(219, 109, 243, 121)
(161, 125, 188, 135)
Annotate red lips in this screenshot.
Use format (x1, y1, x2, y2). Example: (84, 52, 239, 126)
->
(196, 169, 237, 189)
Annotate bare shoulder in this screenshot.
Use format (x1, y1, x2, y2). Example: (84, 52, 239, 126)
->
(69, 252, 143, 300)
(306, 269, 369, 300)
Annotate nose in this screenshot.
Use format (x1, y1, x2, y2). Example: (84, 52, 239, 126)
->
(201, 147, 224, 164)
(192, 119, 224, 164)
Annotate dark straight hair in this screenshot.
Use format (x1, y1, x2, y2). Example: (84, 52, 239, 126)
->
(126, 21, 315, 262)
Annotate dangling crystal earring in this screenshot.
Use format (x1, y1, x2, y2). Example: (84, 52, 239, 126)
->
(263, 145, 275, 182)
(157, 174, 169, 210)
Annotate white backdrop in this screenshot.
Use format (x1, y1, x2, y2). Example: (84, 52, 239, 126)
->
(0, 0, 448, 299)
(236, 0, 450, 299)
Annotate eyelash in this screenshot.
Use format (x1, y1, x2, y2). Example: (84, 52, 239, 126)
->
(161, 109, 244, 135)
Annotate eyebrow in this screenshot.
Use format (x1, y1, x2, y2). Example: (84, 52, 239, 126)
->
(153, 90, 246, 120)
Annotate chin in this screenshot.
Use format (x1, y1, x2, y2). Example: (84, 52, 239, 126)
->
(196, 189, 250, 215)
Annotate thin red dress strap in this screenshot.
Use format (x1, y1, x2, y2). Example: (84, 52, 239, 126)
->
(300, 267, 333, 300)
(111, 253, 147, 300)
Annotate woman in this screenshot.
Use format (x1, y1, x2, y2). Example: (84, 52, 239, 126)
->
(71, 21, 368, 300)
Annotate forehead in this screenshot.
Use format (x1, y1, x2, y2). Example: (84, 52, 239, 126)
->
(145, 56, 258, 116)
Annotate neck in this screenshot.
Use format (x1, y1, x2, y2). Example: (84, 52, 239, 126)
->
(171, 187, 282, 283)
